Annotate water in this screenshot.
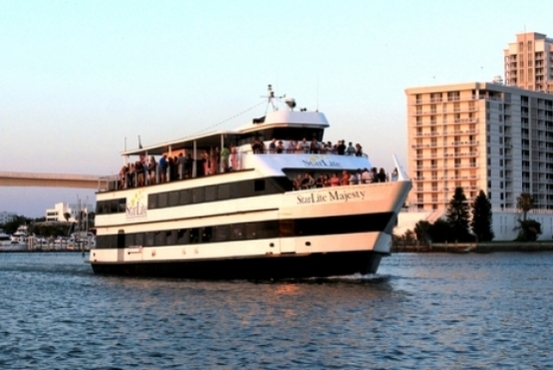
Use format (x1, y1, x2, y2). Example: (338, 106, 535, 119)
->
(1, 252, 552, 369)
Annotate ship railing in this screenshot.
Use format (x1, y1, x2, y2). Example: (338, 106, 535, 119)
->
(101, 149, 370, 192)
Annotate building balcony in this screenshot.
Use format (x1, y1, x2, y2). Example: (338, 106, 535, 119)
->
(454, 118, 479, 124)
(448, 175, 479, 180)
(411, 143, 439, 149)
(451, 140, 479, 147)
(453, 164, 478, 169)
(412, 133, 440, 139)
(444, 152, 478, 158)
(416, 165, 441, 170)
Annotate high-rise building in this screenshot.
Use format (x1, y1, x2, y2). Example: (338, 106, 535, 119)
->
(504, 32, 553, 93)
(405, 82, 553, 216)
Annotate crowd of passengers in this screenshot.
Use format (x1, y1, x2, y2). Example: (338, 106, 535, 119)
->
(253, 138, 364, 155)
(117, 138, 390, 190)
(292, 167, 399, 190)
(118, 147, 237, 190)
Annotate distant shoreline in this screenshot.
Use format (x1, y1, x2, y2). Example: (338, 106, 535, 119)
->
(392, 242, 553, 253)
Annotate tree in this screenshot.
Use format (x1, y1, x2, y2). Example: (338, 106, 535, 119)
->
(2, 215, 28, 234)
(427, 219, 453, 243)
(471, 190, 494, 242)
(402, 230, 417, 245)
(515, 219, 542, 241)
(414, 220, 431, 244)
(516, 192, 534, 221)
(446, 187, 473, 242)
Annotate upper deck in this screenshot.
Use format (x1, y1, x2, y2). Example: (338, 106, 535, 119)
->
(122, 109, 330, 158)
(100, 87, 391, 194)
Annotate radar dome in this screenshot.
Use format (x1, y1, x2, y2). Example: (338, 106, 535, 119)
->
(285, 97, 296, 109)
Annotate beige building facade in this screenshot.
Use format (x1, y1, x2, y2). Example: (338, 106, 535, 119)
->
(403, 82, 553, 240)
(504, 32, 553, 93)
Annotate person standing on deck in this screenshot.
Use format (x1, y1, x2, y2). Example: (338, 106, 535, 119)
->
(177, 153, 185, 180)
(346, 142, 356, 156)
(220, 146, 230, 173)
(159, 154, 167, 183)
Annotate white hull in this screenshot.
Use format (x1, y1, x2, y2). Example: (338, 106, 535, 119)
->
(91, 178, 411, 278)
(0, 241, 28, 252)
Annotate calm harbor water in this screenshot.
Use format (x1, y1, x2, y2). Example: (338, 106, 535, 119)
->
(1, 252, 552, 369)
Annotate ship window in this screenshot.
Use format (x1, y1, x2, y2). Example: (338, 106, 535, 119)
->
(180, 189, 191, 204)
(279, 220, 295, 237)
(168, 191, 180, 207)
(190, 228, 200, 243)
(158, 192, 168, 208)
(135, 233, 144, 246)
(271, 177, 293, 192)
(108, 234, 118, 249)
(257, 221, 279, 239)
(254, 180, 265, 192)
(110, 200, 119, 213)
(96, 235, 111, 249)
(201, 227, 213, 243)
(148, 194, 158, 209)
(125, 233, 135, 248)
(167, 230, 177, 245)
(245, 223, 258, 239)
(218, 184, 230, 200)
(192, 188, 204, 203)
(96, 202, 106, 214)
(231, 181, 250, 198)
(145, 232, 155, 247)
(214, 225, 230, 242)
(230, 224, 244, 241)
(118, 198, 126, 213)
(177, 229, 188, 244)
(155, 231, 166, 246)
(205, 186, 217, 202)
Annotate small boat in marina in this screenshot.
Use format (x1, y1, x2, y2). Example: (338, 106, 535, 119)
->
(0, 226, 29, 252)
(0, 230, 12, 246)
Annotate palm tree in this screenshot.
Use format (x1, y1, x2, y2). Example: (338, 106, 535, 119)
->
(516, 193, 534, 221)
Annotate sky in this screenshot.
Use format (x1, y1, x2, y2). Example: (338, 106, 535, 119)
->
(1, 0, 551, 217)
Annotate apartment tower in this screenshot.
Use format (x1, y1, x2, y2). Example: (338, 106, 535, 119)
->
(504, 32, 553, 93)
(405, 82, 553, 214)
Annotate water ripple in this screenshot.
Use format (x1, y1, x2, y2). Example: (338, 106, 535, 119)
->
(1, 252, 552, 369)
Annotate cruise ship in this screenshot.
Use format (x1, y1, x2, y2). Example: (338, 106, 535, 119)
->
(89, 87, 412, 279)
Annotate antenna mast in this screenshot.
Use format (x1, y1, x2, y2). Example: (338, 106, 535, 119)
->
(261, 84, 285, 113)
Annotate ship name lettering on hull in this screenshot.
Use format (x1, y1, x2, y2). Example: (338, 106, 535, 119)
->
(296, 190, 366, 204)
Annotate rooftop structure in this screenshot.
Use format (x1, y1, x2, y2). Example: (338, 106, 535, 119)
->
(504, 32, 553, 93)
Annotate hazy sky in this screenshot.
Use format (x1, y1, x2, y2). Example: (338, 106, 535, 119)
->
(1, 0, 551, 217)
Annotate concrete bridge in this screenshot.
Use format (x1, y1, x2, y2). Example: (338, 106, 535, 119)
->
(0, 171, 109, 190)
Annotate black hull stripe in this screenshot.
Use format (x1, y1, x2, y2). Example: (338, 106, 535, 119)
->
(96, 207, 280, 229)
(91, 251, 384, 279)
(95, 212, 394, 249)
